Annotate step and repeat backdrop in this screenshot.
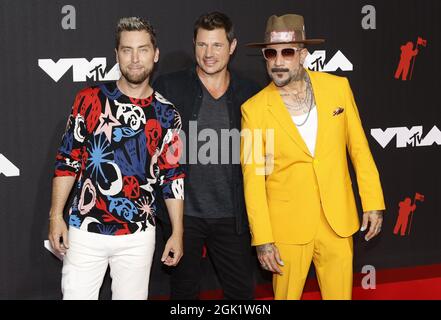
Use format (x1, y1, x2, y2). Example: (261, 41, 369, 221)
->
(0, 0, 439, 299)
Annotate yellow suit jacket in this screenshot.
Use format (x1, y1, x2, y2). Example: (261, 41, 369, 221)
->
(241, 70, 385, 246)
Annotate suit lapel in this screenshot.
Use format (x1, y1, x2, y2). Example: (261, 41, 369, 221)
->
(306, 69, 329, 158)
(266, 82, 312, 157)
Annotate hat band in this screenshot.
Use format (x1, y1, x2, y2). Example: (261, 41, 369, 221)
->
(265, 30, 305, 43)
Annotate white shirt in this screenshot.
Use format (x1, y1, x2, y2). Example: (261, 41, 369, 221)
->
(291, 106, 318, 156)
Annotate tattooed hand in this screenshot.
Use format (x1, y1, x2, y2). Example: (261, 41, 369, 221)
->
(256, 243, 284, 275)
(360, 210, 384, 241)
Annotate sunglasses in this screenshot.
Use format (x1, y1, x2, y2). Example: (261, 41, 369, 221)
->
(262, 47, 301, 61)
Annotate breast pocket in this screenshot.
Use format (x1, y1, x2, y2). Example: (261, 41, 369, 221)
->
(326, 111, 346, 141)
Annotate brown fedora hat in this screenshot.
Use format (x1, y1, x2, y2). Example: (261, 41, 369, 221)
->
(246, 14, 325, 47)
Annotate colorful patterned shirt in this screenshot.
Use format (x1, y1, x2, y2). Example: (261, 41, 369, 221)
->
(54, 82, 184, 235)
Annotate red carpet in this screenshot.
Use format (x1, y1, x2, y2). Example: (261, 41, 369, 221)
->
(261, 263, 441, 300)
(150, 263, 441, 300)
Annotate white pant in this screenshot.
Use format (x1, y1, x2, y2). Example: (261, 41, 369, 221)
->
(61, 227, 155, 300)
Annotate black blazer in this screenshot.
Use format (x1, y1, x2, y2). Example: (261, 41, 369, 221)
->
(152, 67, 260, 234)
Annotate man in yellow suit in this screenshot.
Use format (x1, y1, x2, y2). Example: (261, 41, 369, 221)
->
(241, 14, 385, 300)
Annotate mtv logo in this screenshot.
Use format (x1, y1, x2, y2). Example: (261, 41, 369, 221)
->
(304, 50, 353, 72)
(0, 153, 20, 177)
(38, 57, 120, 82)
(371, 125, 441, 148)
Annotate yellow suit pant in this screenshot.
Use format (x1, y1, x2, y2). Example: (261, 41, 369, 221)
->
(273, 209, 353, 300)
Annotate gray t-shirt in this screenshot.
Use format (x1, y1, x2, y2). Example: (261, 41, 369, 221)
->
(184, 84, 235, 218)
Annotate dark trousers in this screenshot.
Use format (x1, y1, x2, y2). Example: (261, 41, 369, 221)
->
(161, 215, 255, 300)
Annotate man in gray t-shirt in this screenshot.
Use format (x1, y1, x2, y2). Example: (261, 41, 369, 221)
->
(154, 12, 260, 299)
(185, 83, 235, 219)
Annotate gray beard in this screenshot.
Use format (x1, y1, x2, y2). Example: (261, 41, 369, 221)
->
(271, 67, 304, 87)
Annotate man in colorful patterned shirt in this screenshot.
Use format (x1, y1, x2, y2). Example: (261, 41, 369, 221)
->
(48, 17, 185, 300)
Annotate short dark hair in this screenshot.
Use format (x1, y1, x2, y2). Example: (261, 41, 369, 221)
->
(115, 17, 157, 49)
(193, 12, 235, 43)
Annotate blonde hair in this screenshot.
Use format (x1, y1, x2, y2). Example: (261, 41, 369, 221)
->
(115, 17, 157, 48)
